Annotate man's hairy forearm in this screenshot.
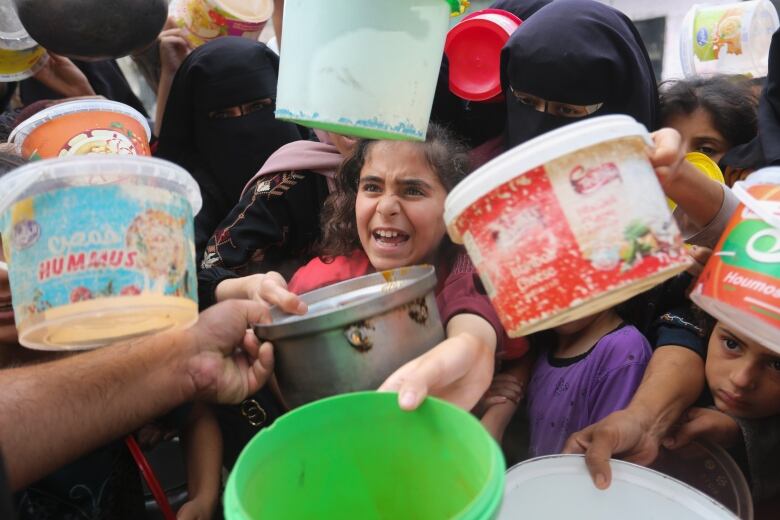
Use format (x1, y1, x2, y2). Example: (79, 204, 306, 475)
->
(628, 346, 705, 437)
(0, 330, 195, 490)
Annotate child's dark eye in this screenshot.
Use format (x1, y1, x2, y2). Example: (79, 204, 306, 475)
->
(696, 145, 718, 157)
(769, 359, 780, 372)
(361, 183, 381, 193)
(405, 187, 425, 196)
(722, 337, 741, 351)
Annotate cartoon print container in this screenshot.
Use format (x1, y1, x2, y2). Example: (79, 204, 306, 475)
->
(169, 0, 273, 48)
(445, 115, 691, 338)
(691, 168, 780, 353)
(680, 0, 779, 78)
(0, 156, 202, 350)
(8, 99, 152, 161)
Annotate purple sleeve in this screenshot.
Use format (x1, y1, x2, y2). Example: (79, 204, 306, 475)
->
(586, 328, 652, 425)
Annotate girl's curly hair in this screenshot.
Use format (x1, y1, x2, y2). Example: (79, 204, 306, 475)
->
(318, 123, 471, 261)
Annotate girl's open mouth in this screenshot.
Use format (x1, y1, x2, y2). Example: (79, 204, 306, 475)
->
(372, 229, 410, 246)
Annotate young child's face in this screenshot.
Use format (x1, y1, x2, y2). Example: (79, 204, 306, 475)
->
(706, 321, 780, 419)
(663, 107, 729, 163)
(355, 141, 448, 271)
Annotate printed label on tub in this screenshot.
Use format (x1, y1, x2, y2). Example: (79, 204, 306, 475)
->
(4, 183, 197, 330)
(693, 184, 780, 332)
(453, 137, 687, 336)
(176, 0, 266, 46)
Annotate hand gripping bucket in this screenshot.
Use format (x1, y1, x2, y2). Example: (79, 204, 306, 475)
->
(224, 392, 505, 519)
(0, 156, 202, 350)
(691, 167, 780, 353)
(445, 115, 691, 337)
(275, 0, 458, 141)
(680, 0, 779, 78)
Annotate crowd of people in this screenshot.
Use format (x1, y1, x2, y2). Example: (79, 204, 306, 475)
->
(0, 0, 778, 518)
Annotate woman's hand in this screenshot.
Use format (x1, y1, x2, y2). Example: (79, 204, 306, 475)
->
(159, 18, 192, 77)
(33, 53, 95, 98)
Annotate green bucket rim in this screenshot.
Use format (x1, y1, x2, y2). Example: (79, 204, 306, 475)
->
(224, 391, 505, 520)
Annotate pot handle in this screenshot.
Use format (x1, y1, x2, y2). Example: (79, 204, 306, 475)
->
(344, 324, 373, 352)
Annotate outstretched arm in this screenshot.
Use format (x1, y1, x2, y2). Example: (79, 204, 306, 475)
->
(562, 345, 704, 489)
(0, 299, 273, 490)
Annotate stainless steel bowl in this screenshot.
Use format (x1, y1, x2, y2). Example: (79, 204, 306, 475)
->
(254, 265, 445, 409)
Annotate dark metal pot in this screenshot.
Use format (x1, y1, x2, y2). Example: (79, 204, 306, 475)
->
(254, 265, 445, 409)
(12, 0, 168, 59)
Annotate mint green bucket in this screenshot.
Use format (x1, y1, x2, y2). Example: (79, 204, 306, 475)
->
(224, 392, 505, 519)
(275, 0, 453, 141)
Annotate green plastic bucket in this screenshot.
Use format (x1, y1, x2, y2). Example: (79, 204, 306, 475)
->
(224, 392, 505, 519)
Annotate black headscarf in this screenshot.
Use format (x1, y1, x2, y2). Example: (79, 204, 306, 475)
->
(155, 37, 306, 258)
(429, 0, 553, 148)
(20, 60, 148, 117)
(501, 0, 658, 148)
(721, 29, 780, 172)
(490, 0, 553, 20)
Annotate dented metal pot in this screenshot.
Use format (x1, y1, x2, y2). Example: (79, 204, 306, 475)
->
(253, 265, 444, 409)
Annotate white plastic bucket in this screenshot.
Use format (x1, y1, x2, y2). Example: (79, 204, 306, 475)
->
(275, 0, 452, 141)
(680, 0, 779, 78)
(691, 167, 780, 353)
(169, 0, 273, 48)
(0, 156, 202, 350)
(444, 115, 690, 338)
(0, 0, 47, 81)
(499, 455, 740, 519)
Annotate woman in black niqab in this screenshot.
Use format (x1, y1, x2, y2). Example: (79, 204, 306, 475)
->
(155, 36, 306, 259)
(500, 0, 658, 148)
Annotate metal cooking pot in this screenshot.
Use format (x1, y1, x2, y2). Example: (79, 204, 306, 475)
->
(12, 0, 168, 59)
(254, 266, 445, 409)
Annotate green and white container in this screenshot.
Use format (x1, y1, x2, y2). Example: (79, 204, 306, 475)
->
(680, 0, 779, 78)
(275, 0, 457, 141)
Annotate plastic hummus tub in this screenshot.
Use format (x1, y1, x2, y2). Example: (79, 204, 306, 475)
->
(170, 0, 273, 47)
(691, 168, 780, 352)
(0, 156, 201, 350)
(444, 115, 691, 338)
(8, 99, 152, 160)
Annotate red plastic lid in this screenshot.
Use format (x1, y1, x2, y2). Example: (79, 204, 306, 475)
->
(445, 9, 522, 102)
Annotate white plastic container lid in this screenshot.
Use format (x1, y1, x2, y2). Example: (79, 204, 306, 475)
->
(0, 0, 37, 50)
(0, 156, 203, 216)
(8, 99, 152, 152)
(499, 455, 739, 520)
(444, 115, 652, 240)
